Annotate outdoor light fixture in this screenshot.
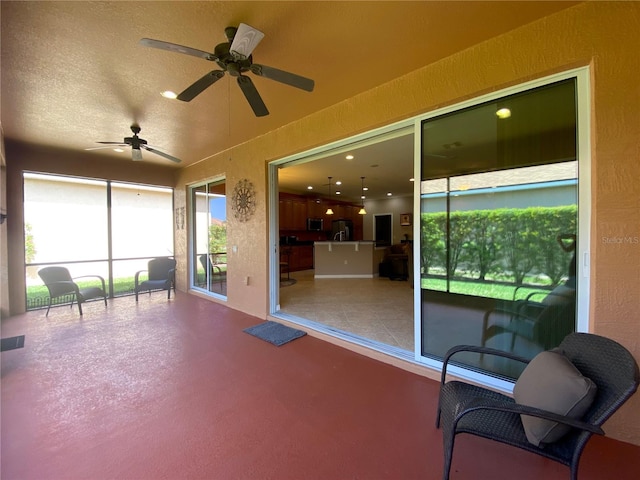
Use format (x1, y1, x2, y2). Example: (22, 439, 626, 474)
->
(325, 176, 334, 215)
(358, 176, 367, 215)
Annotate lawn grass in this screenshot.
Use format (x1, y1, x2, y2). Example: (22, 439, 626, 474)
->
(421, 277, 552, 301)
(27, 272, 551, 309)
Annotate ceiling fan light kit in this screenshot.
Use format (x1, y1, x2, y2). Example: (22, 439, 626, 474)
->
(139, 23, 315, 117)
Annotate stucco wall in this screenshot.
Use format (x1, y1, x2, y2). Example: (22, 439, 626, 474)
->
(174, 2, 640, 443)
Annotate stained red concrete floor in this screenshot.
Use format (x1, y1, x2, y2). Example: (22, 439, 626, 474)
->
(1, 292, 639, 479)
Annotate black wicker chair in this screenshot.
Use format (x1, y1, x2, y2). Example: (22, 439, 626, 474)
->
(481, 284, 576, 352)
(38, 266, 107, 316)
(134, 257, 176, 301)
(436, 333, 639, 480)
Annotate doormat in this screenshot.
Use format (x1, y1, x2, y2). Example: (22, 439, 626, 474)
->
(280, 278, 297, 287)
(243, 321, 306, 346)
(1, 335, 25, 352)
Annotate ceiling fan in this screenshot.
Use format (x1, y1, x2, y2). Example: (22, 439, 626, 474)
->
(86, 125, 181, 163)
(139, 23, 315, 117)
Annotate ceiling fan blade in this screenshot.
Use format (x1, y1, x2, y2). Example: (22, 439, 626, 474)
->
(237, 76, 269, 117)
(230, 23, 265, 60)
(143, 145, 182, 164)
(139, 38, 216, 61)
(177, 70, 226, 102)
(85, 143, 128, 151)
(250, 64, 314, 92)
(131, 148, 143, 161)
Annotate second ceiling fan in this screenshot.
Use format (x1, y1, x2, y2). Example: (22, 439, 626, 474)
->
(140, 23, 315, 117)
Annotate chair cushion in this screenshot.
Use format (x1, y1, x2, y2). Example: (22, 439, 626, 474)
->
(513, 350, 597, 447)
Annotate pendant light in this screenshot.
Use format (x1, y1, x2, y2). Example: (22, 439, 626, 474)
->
(325, 176, 334, 215)
(358, 176, 367, 215)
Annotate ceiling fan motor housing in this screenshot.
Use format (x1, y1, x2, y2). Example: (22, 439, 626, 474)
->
(214, 42, 252, 75)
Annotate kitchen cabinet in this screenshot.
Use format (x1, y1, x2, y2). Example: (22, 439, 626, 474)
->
(291, 198, 307, 230)
(279, 193, 361, 240)
(298, 245, 314, 270)
(280, 245, 314, 272)
(279, 197, 293, 230)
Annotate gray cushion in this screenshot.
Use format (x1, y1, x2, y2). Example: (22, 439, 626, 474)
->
(513, 350, 597, 446)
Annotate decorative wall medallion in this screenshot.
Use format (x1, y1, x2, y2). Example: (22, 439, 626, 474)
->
(231, 178, 256, 222)
(175, 206, 185, 230)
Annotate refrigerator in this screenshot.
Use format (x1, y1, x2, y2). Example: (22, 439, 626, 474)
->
(331, 219, 353, 241)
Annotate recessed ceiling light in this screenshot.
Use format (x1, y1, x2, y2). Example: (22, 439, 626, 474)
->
(496, 108, 511, 119)
(363, 187, 368, 191)
(387, 192, 392, 196)
(307, 186, 313, 190)
(335, 181, 342, 185)
(346, 155, 354, 160)
(335, 191, 341, 195)
(409, 178, 415, 182)
(161, 90, 178, 99)
(113, 148, 125, 153)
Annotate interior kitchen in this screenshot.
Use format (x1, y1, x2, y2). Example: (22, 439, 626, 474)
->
(276, 132, 415, 351)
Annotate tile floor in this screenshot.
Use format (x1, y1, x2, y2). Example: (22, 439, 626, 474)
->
(278, 269, 415, 351)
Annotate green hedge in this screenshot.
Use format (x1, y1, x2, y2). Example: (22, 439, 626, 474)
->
(420, 206, 576, 286)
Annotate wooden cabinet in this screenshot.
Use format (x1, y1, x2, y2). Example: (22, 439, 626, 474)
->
(281, 245, 314, 273)
(307, 198, 324, 219)
(279, 193, 362, 239)
(279, 197, 293, 230)
(291, 197, 307, 230)
(279, 193, 308, 231)
(298, 246, 314, 270)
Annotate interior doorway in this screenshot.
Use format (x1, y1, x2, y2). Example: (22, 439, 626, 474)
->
(272, 125, 416, 354)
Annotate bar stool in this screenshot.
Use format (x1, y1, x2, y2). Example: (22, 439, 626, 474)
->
(280, 248, 292, 281)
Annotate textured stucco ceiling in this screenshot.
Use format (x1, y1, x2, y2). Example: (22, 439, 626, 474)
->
(1, 1, 579, 190)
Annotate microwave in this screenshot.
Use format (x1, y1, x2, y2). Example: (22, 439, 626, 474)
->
(307, 218, 323, 231)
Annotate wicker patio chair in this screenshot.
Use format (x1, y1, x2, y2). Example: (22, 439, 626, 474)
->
(481, 284, 576, 352)
(436, 332, 639, 480)
(134, 257, 176, 301)
(38, 266, 107, 316)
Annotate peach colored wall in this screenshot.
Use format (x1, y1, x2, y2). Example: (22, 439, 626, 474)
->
(175, 2, 640, 444)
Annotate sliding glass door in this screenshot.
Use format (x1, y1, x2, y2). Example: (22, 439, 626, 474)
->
(419, 74, 586, 380)
(191, 179, 227, 298)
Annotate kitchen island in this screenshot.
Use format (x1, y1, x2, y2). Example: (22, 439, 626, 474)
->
(314, 241, 384, 278)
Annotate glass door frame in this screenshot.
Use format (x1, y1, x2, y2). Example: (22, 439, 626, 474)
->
(413, 67, 591, 391)
(188, 176, 227, 300)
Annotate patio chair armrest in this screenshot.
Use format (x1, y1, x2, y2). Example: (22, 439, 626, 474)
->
(134, 270, 148, 286)
(484, 306, 539, 323)
(441, 345, 530, 386)
(482, 308, 540, 344)
(457, 397, 604, 436)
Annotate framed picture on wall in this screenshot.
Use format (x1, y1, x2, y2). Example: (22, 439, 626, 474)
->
(400, 213, 412, 226)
